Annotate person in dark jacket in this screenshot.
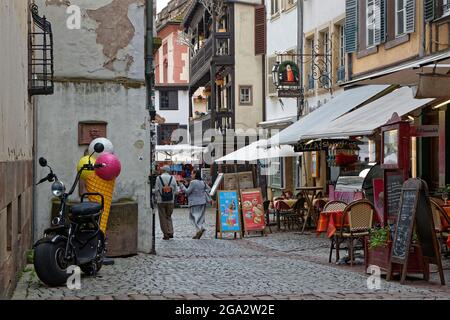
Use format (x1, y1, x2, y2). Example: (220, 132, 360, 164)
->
(179, 171, 211, 239)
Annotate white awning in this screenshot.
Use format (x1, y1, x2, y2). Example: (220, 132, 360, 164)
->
(301, 87, 434, 139)
(258, 116, 297, 129)
(267, 85, 390, 146)
(345, 51, 450, 86)
(156, 144, 205, 153)
(215, 140, 301, 163)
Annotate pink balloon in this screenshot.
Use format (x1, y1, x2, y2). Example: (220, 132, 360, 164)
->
(95, 153, 121, 181)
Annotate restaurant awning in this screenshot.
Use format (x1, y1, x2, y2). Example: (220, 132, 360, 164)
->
(215, 140, 301, 163)
(258, 116, 297, 129)
(345, 51, 450, 86)
(300, 87, 434, 139)
(267, 85, 391, 146)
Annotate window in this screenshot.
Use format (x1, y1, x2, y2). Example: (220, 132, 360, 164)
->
(239, 86, 253, 105)
(268, 158, 285, 189)
(271, 0, 280, 16)
(284, 0, 297, 10)
(444, 0, 450, 16)
(159, 90, 178, 110)
(366, 0, 377, 47)
(395, 0, 407, 36)
(337, 25, 346, 82)
(339, 26, 345, 69)
(320, 31, 331, 88)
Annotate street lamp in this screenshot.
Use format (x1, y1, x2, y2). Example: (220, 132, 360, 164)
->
(272, 61, 280, 88)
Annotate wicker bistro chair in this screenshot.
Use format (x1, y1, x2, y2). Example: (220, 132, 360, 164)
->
(283, 198, 308, 230)
(334, 199, 375, 266)
(322, 201, 347, 263)
(430, 199, 450, 255)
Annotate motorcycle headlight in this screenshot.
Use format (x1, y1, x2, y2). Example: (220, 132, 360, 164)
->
(51, 181, 65, 197)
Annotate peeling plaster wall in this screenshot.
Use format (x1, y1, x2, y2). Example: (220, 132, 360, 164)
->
(34, 0, 145, 79)
(34, 0, 153, 252)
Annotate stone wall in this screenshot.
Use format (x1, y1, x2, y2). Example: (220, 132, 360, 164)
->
(0, 0, 34, 298)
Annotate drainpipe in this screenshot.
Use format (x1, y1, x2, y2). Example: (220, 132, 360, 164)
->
(297, 0, 304, 119)
(145, 0, 156, 255)
(262, 0, 266, 123)
(420, 10, 426, 57)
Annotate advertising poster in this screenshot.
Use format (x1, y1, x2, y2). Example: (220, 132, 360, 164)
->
(240, 189, 265, 232)
(217, 191, 241, 233)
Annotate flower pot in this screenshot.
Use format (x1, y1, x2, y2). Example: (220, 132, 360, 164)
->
(365, 238, 429, 276)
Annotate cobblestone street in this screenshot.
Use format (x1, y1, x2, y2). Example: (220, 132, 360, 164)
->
(12, 208, 450, 300)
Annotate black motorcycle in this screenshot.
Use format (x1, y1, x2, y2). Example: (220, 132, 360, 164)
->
(33, 143, 107, 287)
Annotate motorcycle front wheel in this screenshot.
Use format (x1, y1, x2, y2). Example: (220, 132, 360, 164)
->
(34, 241, 70, 287)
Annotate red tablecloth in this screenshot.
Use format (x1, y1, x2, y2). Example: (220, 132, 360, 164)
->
(316, 211, 348, 238)
(444, 207, 450, 248)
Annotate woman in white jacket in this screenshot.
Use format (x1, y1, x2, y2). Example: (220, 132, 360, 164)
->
(179, 171, 211, 239)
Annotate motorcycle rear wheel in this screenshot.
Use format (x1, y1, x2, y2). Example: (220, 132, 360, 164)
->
(34, 241, 70, 287)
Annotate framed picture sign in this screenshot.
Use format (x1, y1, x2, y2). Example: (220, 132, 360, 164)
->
(240, 188, 265, 235)
(216, 191, 242, 238)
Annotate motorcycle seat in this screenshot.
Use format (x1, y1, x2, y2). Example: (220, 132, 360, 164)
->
(71, 202, 102, 216)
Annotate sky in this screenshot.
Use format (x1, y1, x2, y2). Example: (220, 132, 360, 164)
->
(157, 0, 170, 13)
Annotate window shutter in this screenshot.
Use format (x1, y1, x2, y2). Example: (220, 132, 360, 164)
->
(345, 0, 358, 53)
(424, 0, 436, 22)
(380, 0, 386, 42)
(255, 5, 266, 55)
(374, 0, 386, 44)
(405, 0, 415, 34)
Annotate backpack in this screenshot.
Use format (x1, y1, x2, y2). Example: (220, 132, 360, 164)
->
(159, 176, 174, 202)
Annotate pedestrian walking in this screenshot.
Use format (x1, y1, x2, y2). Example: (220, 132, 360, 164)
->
(155, 165, 178, 240)
(179, 171, 211, 239)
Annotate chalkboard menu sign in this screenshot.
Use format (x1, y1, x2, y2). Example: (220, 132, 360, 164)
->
(391, 189, 416, 260)
(387, 179, 445, 285)
(384, 171, 404, 220)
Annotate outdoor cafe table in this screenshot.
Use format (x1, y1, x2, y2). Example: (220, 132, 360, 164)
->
(273, 199, 298, 231)
(316, 211, 348, 238)
(297, 186, 324, 233)
(316, 209, 382, 238)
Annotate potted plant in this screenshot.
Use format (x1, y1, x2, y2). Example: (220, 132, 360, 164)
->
(365, 226, 427, 274)
(437, 184, 450, 204)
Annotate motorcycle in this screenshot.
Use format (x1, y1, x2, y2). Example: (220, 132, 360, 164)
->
(33, 143, 107, 287)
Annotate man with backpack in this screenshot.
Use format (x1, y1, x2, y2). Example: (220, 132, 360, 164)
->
(155, 165, 178, 240)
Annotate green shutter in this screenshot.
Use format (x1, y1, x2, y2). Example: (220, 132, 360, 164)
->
(424, 0, 435, 22)
(345, 0, 358, 53)
(380, 0, 386, 42)
(405, 0, 415, 33)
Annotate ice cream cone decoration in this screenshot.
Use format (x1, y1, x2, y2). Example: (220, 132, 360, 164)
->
(85, 174, 116, 233)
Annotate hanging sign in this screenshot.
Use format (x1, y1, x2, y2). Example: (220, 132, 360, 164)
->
(295, 139, 360, 152)
(277, 61, 300, 86)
